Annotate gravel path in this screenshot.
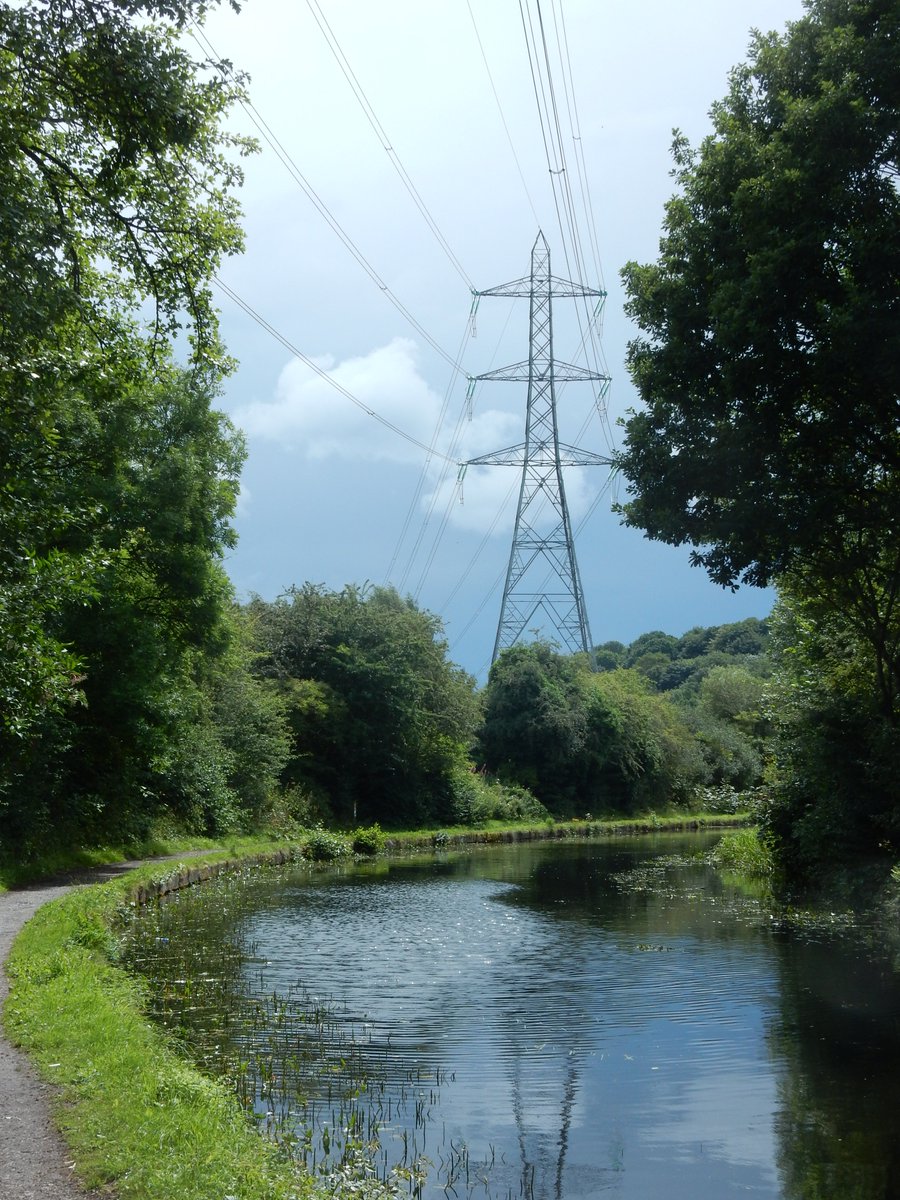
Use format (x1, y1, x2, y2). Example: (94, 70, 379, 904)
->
(0, 856, 215, 1200)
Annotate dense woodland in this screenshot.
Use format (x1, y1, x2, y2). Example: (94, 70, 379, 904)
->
(1, 0, 898, 901)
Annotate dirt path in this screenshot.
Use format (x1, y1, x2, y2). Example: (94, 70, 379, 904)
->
(0, 856, 215, 1199)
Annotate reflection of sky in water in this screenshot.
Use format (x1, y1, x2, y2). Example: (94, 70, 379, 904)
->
(241, 850, 785, 1198)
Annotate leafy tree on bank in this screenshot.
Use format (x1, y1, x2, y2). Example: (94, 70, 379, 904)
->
(617, 0, 900, 725)
(0, 0, 257, 857)
(246, 586, 480, 828)
(591, 620, 772, 793)
(615, 0, 900, 878)
(763, 588, 900, 887)
(476, 642, 705, 815)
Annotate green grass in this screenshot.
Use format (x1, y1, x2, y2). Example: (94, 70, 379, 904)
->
(4, 859, 313, 1200)
(0, 829, 315, 892)
(708, 826, 774, 878)
(0, 833, 220, 892)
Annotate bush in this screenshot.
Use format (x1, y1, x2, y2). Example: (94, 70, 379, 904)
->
(350, 823, 384, 856)
(447, 768, 549, 826)
(302, 825, 350, 862)
(693, 784, 768, 815)
(710, 828, 773, 878)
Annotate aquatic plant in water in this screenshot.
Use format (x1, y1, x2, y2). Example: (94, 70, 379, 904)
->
(120, 873, 438, 1194)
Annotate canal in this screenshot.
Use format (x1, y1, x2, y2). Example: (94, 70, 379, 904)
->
(122, 834, 900, 1198)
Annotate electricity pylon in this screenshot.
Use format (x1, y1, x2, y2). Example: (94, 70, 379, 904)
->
(465, 232, 611, 664)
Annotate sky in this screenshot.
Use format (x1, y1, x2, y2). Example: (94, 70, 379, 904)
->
(196, 0, 807, 679)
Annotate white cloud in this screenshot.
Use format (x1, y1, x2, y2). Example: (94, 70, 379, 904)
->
(234, 339, 444, 464)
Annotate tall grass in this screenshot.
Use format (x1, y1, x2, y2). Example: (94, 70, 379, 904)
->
(709, 827, 774, 878)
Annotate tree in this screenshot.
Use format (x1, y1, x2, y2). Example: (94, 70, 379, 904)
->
(763, 587, 900, 884)
(0, 0, 249, 743)
(0, 0, 252, 855)
(477, 643, 704, 814)
(0, 366, 254, 849)
(477, 642, 589, 809)
(617, 0, 900, 722)
(247, 586, 479, 827)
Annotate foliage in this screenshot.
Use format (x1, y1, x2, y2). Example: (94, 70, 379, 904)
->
(709, 827, 774, 878)
(0, 371, 267, 854)
(762, 590, 900, 886)
(618, 0, 900, 587)
(592, 620, 775, 797)
(247, 585, 479, 828)
(584, 668, 704, 812)
(0, 0, 250, 740)
(617, 0, 900, 728)
(476, 642, 706, 815)
(303, 826, 351, 862)
(476, 642, 589, 810)
(443, 768, 549, 826)
(0, 0, 257, 859)
(596, 618, 771, 694)
(4, 868, 314, 1200)
(694, 784, 761, 815)
(350, 823, 385, 856)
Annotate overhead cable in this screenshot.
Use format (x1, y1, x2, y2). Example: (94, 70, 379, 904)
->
(213, 276, 457, 464)
(305, 0, 474, 291)
(466, 0, 541, 227)
(189, 20, 464, 374)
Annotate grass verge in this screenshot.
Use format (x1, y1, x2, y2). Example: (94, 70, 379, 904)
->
(4, 856, 314, 1200)
(3, 814, 747, 1198)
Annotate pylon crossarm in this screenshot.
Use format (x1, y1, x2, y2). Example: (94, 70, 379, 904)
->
(475, 277, 605, 301)
(555, 445, 614, 466)
(473, 361, 606, 383)
(464, 443, 526, 466)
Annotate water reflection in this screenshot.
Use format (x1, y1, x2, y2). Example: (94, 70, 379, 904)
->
(121, 836, 900, 1199)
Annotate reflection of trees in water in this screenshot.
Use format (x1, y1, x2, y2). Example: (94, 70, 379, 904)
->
(769, 933, 900, 1200)
(125, 843, 900, 1199)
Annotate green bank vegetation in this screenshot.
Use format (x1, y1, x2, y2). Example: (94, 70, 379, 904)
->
(617, 0, 900, 898)
(3, 0, 899, 1192)
(5, 857, 312, 1200)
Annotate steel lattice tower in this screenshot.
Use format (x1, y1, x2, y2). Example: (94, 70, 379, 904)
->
(465, 233, 611, 663)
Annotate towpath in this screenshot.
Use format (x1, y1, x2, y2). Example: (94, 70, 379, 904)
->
(0, 856, 214, 1199)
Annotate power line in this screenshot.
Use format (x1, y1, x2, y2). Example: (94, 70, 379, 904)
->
(466, 0, 541, 227)
(213, 276, 457, 464)
(395, 299, 519, 597)
(189, 20, 464, 374)
(305, 0, 474, 291)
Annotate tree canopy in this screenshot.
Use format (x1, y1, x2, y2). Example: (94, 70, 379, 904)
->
(617, 0, 900, 880)
(619, 0, 900, 589)
(0, 0, 250, 745)
(0, 0, 258, 857)
(618, 0, 900, 724)
(247, 586, 480, 827)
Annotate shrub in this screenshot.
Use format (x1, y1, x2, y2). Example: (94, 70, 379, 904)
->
(447, 768, 549, 826)
(350, 823, 384, 856)
(302, 825, 350, 862)
(710, 828, 773, 878)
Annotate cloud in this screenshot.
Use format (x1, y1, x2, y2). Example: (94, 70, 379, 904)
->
(232, 337, 602, 538)
(234, 479, 252, 517)
(234, 338, 445, 464)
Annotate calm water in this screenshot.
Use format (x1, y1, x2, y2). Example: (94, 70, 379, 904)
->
(122, 836, 900, 1198)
